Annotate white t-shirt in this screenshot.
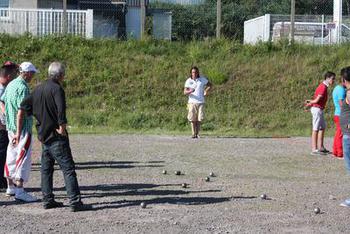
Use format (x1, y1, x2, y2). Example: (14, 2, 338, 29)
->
(184, 76, 208, 104)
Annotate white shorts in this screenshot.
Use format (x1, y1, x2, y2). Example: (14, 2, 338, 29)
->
(5, 131, 33, 182)
(311, 107, 326, 131)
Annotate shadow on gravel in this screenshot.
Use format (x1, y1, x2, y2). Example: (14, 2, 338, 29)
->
(0, 200, 21, 207)
(31, 161, 165, 171)
(89, 196, 233, 210)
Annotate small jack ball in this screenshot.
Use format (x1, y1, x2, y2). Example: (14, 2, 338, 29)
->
(140, 202, 147, 208)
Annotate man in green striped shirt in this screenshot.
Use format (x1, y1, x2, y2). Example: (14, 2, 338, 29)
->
(0, 62, 38, 202)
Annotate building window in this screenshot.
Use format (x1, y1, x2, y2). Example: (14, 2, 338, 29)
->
(0, 0, 9, 8)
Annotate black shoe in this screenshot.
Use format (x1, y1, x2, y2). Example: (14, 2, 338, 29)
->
(43, 200, 64, 209)
(70, 202, 92, 212)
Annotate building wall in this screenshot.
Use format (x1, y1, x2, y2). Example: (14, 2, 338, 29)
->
(11, 0, 38, 8)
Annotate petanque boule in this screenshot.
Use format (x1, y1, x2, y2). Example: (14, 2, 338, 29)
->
(140, 202, 147, 209)
(162, 170, 167, 175)
(209, 172, 215, 177)
(205, 177, 210, 182)
(314, 207, 320, 214)
(175, 170, 181, 175)
(181, 183, 187, 188)
(260, 194, 267, 200)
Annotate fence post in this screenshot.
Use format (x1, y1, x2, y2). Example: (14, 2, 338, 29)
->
(289, 0, 295, 44)
(63, 0, 67, 34)
(216, 0, 221, 39)
(86, 9, 93, 38)
(140, 0, 146, 40)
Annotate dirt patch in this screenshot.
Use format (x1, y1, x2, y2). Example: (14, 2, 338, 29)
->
(0, 135, 348, 233)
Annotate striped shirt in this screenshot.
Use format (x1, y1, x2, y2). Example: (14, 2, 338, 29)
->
(0, 76, 32, 133)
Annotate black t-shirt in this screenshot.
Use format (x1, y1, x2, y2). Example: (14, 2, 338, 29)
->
(20, 79, 67, 143)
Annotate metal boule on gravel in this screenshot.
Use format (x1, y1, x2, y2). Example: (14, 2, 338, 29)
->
(205, 177, 210, 182)
(140, 202, 147, 209)
(175, 170, 181, 175)
(260, 194, 267, 200)
(314, 207, 320, 214)
(162, 170, 167, 175)
(209, 172, 215, 177)
(181, 183, 187, 188)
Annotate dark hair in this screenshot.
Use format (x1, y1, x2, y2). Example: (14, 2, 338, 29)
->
(0, 66, 17, 78)
(341, 67, 350, 82)
(324, 71, 335, 80)
(190, 66, 200, 78)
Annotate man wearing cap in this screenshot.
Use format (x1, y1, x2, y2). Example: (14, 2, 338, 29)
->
(0, 61, 18, 190)
(0, 62, 38, 202)
(19, 62, 89, 211)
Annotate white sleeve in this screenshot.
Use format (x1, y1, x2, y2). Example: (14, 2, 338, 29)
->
(184, 79, 191, 88)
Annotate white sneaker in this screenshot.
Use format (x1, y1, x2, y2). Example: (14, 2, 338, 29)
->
(15, 191, 38, 202)
(6, 187, 16, 197)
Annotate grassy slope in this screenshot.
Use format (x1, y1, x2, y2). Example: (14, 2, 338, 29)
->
(1, 34, 349, 136)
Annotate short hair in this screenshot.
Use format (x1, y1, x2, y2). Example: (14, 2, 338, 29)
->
(341, 67, 350, 82)
(324, 71, 335, 80)
(48, 62, 65, 81)
(190, 66, 200, 78)
(0, 66, 17, 78)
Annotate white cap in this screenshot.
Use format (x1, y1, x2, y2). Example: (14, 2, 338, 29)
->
(19, 62, 38, 73)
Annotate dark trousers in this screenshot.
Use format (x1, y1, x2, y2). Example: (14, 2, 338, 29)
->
(41, 136, 81, 205)
(0, 130, 8, 188)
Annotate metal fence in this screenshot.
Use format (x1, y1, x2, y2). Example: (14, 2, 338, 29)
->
(0, 8, 93, 38)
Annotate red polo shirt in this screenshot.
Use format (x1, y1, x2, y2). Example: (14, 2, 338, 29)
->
(311, 82, 328, 110)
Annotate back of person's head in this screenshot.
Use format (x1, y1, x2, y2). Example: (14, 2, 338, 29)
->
(324, 71, 335, 80)
(48, 62, 65, 82)
(341, 67, 350, 82)
(0, 66, 17, 79)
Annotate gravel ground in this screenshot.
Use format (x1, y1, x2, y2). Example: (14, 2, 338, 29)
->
(0, 135, 349, 234)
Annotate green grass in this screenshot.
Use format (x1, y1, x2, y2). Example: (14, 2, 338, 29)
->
(0, 34, 348, 137)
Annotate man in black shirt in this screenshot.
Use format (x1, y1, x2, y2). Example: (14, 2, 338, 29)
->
(18, 62, 88, 211)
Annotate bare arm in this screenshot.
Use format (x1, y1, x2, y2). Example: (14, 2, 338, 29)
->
(14, 109, 25, 145)
(305, 95, 322, 106)
(0, 101, 4, 114)
(204, 81, 212, 96)
(184, 87, 195, 95)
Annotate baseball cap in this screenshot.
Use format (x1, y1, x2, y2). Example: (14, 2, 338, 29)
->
(19, 62, 38, 73)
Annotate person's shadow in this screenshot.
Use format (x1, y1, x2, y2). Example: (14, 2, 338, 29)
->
(31, 160, 165, 171)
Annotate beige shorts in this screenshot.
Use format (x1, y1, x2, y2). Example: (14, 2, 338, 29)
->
(187, 103, 205, 122)
(311, 107, 326, 131)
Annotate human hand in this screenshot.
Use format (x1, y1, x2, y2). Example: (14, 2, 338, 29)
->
(12, 134, 20, 146)
(56, 125, 67, 136)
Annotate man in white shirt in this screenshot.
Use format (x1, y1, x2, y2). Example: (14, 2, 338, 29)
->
(184, 66, 212, 138)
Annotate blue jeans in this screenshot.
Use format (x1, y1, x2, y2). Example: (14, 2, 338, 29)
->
(0, 130, 8, 188)
(342, 134, 350, 174)
(41, 135, 81, 206)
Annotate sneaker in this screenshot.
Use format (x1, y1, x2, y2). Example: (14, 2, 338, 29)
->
(6, 187, 16, 197)
(340, 199, 350, 207)
(310, 150, 327, 156)
(70, 202, 92, 212)
(43, 200, 64, 209)
(320, 148, 330, 154)
(15, 191, 39, 203)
